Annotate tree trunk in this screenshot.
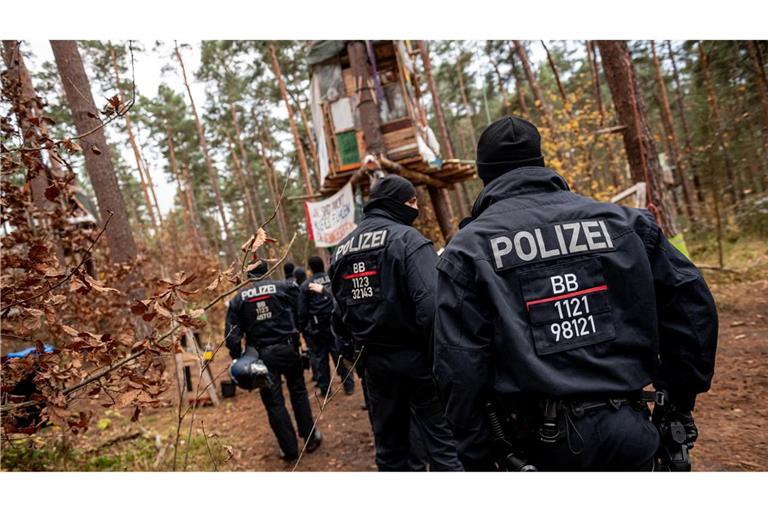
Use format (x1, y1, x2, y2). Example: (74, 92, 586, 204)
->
(174, 42, 236, 261)
(698, 41, 742, 203)
(346, 41, 385, 157)
(513, 40, 552, 128)
(427, 186, 456, 242)
(50, 40, 138, 264)
(229, 103, 266, 224)
(257, 137, 289, 246)
(2, 41, 50, 210)
(107, 42, 162, 235)
(180, 163, 209, 253)
(508, 48, 531, 118)
(596, 40, 678, 237)
(665, 41, 704, 204)
(513, 41, 574, 177)
(747, 41, 768, 145)
(268, 42, 314, 195)
(486, 54, 511, 115)
(293, 95, 322, 187)
(227, 136, 259, 234)
(416, 40, 467, 228)
(585, 41, 605, 126)
(541, 41, 573, 119)
(166, 127, 203, 254)
(456, 62, 478, 145)
(650, 40, 696, 218)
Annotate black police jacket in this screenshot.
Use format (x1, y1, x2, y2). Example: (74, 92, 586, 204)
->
(434, 167, 717, 446)
(225, 278, 300, 359)
(298, 271, 334, 333)
(328, 207, 438, 349)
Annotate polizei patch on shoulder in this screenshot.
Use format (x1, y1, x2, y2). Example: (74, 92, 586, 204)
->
(488, 219, 615, 271)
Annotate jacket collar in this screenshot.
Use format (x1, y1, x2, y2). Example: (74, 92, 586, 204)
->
(465, 167, 570, 224)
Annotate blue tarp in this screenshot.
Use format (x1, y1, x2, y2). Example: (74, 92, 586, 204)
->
(6, 344, 54, 359)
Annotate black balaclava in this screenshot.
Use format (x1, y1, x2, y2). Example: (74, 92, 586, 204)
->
(476, 116, 545, 185)
(308, 255, 324, 274)
(293, 266, 307, 285)
(247, 260, 268, 279)
(363, 175, 419, 226)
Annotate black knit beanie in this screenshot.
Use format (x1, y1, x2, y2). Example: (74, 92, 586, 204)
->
(476, 116, 545, 185)
(363, 175, 419, 226)
(247, 260, 268, 278)
(367, 175, 417, 204)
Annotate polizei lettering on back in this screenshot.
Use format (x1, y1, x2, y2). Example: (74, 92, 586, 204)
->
(334, 229, 388, 259)
(241, 284, 277, 300)
(489, 219, 614, 271)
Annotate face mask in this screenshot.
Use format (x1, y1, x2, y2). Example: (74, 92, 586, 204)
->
(391, 200, 419, 226)
(365, 197, 419, 226)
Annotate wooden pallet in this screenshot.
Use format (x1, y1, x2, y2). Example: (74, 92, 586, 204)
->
(320, 157, 476, 195)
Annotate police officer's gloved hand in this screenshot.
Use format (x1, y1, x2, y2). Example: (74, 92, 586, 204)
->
(653, 404, 698, 450)
(339, 339, 355, 363)
(674, 410, 698, 449)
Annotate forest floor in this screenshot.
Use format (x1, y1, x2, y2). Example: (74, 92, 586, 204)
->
(2, 237, 767, 471)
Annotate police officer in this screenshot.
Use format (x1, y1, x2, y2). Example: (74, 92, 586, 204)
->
(329, 175, 463, 471)
(225, 261, 322, 462)
(293, 266, 307, 286)
(283, 262, 296, 282)
(433, 116, 718, 471)
(298, 255, 355, 396)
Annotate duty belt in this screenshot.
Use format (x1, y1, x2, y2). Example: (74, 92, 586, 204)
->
(538, 391, 664, 448)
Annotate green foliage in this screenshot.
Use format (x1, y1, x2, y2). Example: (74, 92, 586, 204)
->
(1, 429, 228, 471)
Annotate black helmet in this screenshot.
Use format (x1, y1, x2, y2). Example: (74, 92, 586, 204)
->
(229, 346, 270, 390)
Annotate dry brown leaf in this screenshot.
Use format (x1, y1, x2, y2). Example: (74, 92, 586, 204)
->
(84, 274, 120, 294)
(61, 325, 80, 337)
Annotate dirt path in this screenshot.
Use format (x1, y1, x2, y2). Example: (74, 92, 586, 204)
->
(690, 277, 768, 470)
(160, 274, 767, 471)
(18, 269, 766, 472)
(186, 370, 378, 471)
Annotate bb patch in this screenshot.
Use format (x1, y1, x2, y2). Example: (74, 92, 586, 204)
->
(519, 258, 616, 356)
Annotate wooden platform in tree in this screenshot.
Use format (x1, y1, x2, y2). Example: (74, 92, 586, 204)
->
(319, 158, 476, 195)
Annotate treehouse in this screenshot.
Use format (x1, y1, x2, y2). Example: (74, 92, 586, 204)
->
(306, 40, 476, 195)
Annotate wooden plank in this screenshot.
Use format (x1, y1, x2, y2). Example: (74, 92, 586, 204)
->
(381, 117, 413, 133)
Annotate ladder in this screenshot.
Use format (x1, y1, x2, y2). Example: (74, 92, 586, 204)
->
(175, 329, 220, 407)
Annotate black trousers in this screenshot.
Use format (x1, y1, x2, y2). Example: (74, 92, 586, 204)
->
(307, 325, 355, 396)
(258, 342, 315, 459)
(363, 346, 463, 471)
(527, 404, 660, 471)
(358, 372, 429, 471)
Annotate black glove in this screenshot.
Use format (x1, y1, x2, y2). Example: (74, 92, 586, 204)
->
(337, 338, 356, 363)
(653, 405, 698, 449)
(300, 348, 311, 370)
